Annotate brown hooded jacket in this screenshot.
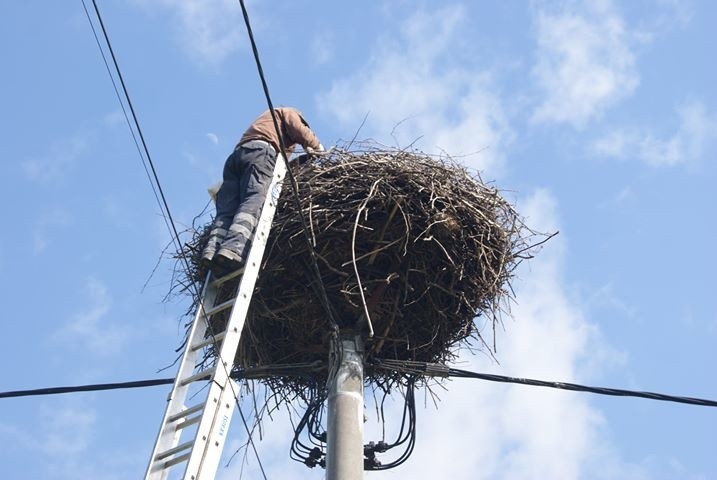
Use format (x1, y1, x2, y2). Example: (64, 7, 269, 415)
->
(239, 107, 321, 155)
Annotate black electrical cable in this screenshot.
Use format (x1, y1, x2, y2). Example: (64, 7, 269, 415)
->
(364, 377, 417, 471)
(0, 378, 174, 399)
(236, 395, 270, 480)
(447, 367, 717, 407)
(80, 0, 170, 240)
(87, 0, 184, 258)
(372, 359, 717, 408)
(85, 4, 269, 477)
(290, 391, 327, 468)
(237, 0, 340, 335)
(0, 363, 323, 400)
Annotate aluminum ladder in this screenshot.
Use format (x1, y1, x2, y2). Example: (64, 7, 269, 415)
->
(144, 156, 287, 480)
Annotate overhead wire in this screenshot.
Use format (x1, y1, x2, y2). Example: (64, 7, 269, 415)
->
(236, 0, 340, 336)
(5, 363, 717, 408)
(234, 11, 346, 459)
(0, 378, 173, 399)
(86, 0, 182, 255)
(0, 363, 321, 400)
(234, 6, 349, 469)
(373, 359, 717, 408)
(82, 2, 268, 477)
(80, 0, 172, 242)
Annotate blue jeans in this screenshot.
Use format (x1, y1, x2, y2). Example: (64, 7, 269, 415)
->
(204, 140, 277, 262)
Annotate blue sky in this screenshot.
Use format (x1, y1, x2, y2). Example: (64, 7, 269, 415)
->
(1, 1, 715, 479)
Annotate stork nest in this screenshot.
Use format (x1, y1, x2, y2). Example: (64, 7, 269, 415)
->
(172, 144, 545, 395)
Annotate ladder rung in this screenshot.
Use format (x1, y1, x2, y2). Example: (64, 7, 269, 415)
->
(162, 452, 191, 469)
(156, 440, 193, 461)
(191, 331, 226, 352)
(168, 402, 206, 423)
(203, 298, 236, 317)
(175, 414, 203, 430)
(180, 367, 216, 386)
(211, 266, 245, 287)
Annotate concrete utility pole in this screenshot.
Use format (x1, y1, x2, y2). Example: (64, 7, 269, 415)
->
(326, 334, 364, 480)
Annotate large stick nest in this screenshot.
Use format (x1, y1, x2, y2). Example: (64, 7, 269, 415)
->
(174, 144, 544, 394)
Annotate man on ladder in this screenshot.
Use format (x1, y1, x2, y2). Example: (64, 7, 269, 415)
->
(146, 107, 322, 480)
(202, 107, 324, 277)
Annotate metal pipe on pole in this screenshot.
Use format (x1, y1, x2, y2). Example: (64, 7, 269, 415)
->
(326, 334, 364, 480)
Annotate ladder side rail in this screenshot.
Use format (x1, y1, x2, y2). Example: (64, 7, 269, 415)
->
(144, 275, 219, 479)
(184, 156, 287, 479)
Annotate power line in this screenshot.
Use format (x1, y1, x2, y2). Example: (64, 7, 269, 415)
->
(84, 2, 268, 476)
(87, 0, 183, 258)
(80, 0, 170, 239)
(373, 359, 717, 408)
(450, 368, 717, 407)
(6, 361, 717, 409)
(0, 378, 173, 399)
(237, 0, 340, 335)
(0, 363, 323, 400)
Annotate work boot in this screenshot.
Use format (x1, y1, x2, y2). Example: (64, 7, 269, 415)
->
(201, 227, 227, 269)
(211, 248, 244, 278)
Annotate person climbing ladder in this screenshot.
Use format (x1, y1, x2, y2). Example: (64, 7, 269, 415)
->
(202, 107, 324, 277)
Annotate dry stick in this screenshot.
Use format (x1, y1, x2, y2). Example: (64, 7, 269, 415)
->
(368, 201, 400, 265)
(342, 238, 402, 267)
(352, 178, 382, 337)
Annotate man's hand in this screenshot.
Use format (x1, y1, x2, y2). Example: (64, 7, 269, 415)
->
(305, 144, 324, 154)
(306, 144, 332, 156)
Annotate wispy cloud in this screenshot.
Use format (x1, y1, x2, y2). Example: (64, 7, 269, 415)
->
(653, 0, 694, 30)
(310, 31, 334, 65)
(591, 100, 717, 166)
(22, 134, 88, 185)
(367, 189, 642, 479)
(32, 207, 73, 255)
(0, 401, 139, 480)
(55, 277, 129, 356)
(319, 5, 513, 173)
(0, 404, 95, 464)
(531, 1, 639, 128)
(39, 405, 96, 457)
(133, 0, 249, 66)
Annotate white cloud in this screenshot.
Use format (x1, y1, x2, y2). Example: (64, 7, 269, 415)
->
(531, 1, 639, 128)
(39, 405, 96, 457)
(22, 135, 88, 184)
(32, 207, 73, 254)
(133, 0, 247, 66)
(310, 31, 334, 65)
(598, 185, 635, 208)
(653, 0, 694, 29)
(0, 404, 96, 466)
(55, 277, 129, 356)
(0, 401, 140, 480)
(319, 5, 513, 173)
(368, 189, 643, 480)
(591, 101, 717, 166)
(103, 110, 126, 127)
